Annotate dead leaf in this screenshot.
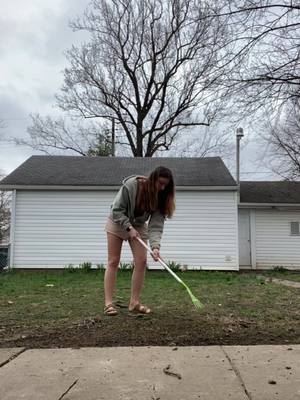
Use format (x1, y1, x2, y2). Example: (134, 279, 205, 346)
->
(163, 364, 182, 380)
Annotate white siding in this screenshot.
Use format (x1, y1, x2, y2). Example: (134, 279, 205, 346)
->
(13, 190, 238, 270)
(254, 209, 300, 269)
(14, 190, 112, 268)
(161, 191, 238, 270)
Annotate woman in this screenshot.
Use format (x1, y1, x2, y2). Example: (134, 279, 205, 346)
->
(104, 166, 175, 316)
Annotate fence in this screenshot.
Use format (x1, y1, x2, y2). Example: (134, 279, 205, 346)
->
(0, 245, 8, 270)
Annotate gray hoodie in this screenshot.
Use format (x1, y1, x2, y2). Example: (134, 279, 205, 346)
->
(110, 175, 165, 249)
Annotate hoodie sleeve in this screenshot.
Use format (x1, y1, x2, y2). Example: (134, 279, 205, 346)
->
(148, 210, 165, 250)
(111, 185, 132, 231)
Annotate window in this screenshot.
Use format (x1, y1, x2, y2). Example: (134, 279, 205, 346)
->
(290, 221, 300, 236)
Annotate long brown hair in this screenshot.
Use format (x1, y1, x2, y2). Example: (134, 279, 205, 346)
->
(136, 166, 175, 218)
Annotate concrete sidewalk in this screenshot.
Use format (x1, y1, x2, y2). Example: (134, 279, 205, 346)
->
(0, 345, 299, 400)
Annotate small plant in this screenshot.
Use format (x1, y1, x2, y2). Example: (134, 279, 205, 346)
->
(119, 262, 133, 271)
(96, 263, 105, 270)
(3, 266, 15, 274)
(79, 262, 93, 272)
(64, 264, 78, 273)
(167, 260, 181, 272)
(273, 266, 288, 273)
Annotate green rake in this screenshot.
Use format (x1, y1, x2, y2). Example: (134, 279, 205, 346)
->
(137, 237, 204, 310)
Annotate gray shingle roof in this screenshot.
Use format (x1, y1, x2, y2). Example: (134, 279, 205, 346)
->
(240, 181, 300, 204)
(0, 156, 236, 187)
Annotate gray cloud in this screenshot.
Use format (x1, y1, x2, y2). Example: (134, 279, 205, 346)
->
(0, 1, 90, 174)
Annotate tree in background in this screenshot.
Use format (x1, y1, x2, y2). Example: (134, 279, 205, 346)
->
(15, 115, 113, 157)
(0, 126, 11, 244)
(0, 171, 11, 244)
(22, 0, 236, 157)
(213, 1, 300, 179)
(261, 99, 300, 180)
(220, 0, 300, 117)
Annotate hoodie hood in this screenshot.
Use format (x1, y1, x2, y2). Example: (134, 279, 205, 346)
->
(122, 175, 147, 185)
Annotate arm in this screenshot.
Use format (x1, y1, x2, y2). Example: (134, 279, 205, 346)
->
(148, 210, 165, 250)
(111, 185, 132, 231)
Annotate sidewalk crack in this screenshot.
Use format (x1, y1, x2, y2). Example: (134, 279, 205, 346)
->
(58, 379, 78, 400)
(0, 348, 27, 368)
(221, 347, 252, 400)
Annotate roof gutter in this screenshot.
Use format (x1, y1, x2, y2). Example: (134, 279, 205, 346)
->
(0, 184, 238, 191)
(239, 202, 300, 209)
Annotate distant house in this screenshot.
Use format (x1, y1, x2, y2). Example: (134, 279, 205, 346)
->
(0, 192, 10, 245)
(239, 181, 300, 270)
(0, 190, 10, 269)
(0, 156, 299, 270)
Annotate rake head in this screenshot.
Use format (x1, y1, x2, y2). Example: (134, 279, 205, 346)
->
(185, 285, 204, 311)
(190, 294, 204, 310)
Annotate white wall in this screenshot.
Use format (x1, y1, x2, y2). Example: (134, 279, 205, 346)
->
(254, 209, 300, 269)
(161, 191, 238, 269)
(12, 189, 238, 270)
(13, 190, 112, 268)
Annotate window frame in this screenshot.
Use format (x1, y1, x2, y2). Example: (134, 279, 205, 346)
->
(290, 221, 300, 236)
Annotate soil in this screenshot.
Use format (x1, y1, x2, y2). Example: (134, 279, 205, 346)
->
(1, 309, 299, 348)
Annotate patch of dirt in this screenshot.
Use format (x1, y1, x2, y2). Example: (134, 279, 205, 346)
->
(1, 310, 299, 348)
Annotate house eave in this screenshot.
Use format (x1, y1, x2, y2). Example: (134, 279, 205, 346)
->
(0, 184, 238, 191)
(239, 202, 300, 209)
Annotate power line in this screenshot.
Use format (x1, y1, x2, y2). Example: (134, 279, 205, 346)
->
(0, 115, 80, 121)
(0, 117, 30, 121)
(240, 171, 275, 174)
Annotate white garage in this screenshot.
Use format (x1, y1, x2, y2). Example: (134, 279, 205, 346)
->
(0, 156, 239, 270)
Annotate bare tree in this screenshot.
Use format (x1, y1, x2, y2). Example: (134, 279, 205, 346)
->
(261, 98, 300, 180)
(0, 171, 11, 244)
(15, 115, 113, 156)
(24, 0, 236, 157)
(163, 124, 234, 159)
(218, 1, 300, 118)
(0, 127, 11, 244)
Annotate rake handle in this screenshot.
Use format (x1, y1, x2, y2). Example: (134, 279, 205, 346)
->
(136, 237, 204, 310)
(136, 237, 183, 285)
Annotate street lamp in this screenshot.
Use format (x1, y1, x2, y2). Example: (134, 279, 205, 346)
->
(236, 127, 244, 200)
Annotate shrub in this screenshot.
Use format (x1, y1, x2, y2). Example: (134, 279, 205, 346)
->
(79, 262, 92, 272)
(119, 262, 133, 271)
(64, 264, 78, 273)
(273, 266, 288, 273)
(167, 260, 181, 272)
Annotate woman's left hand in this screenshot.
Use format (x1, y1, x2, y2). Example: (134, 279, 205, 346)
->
(151, 248, 160, 261)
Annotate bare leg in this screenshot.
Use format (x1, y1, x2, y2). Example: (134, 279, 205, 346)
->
(104, 233, 123, 307)
(128, 238, 150, 311)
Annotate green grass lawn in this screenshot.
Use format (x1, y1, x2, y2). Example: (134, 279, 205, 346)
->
(0, 269, 299, 347)
(256, 270, 300, 282)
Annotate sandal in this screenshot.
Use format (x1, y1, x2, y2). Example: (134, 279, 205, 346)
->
(129, 303, 151, 314)
(104, 303, 118, 316)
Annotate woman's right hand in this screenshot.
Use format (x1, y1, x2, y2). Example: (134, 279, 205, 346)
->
(128, 227, 140, 239)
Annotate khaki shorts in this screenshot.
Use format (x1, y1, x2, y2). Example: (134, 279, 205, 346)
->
(105, 217, 148, 241)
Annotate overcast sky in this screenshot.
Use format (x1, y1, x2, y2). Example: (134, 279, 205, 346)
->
(0, 0, 89, 175)
(0, 0, 276, 180)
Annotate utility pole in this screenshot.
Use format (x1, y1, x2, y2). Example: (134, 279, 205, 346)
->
(111, 117, 115, 157)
